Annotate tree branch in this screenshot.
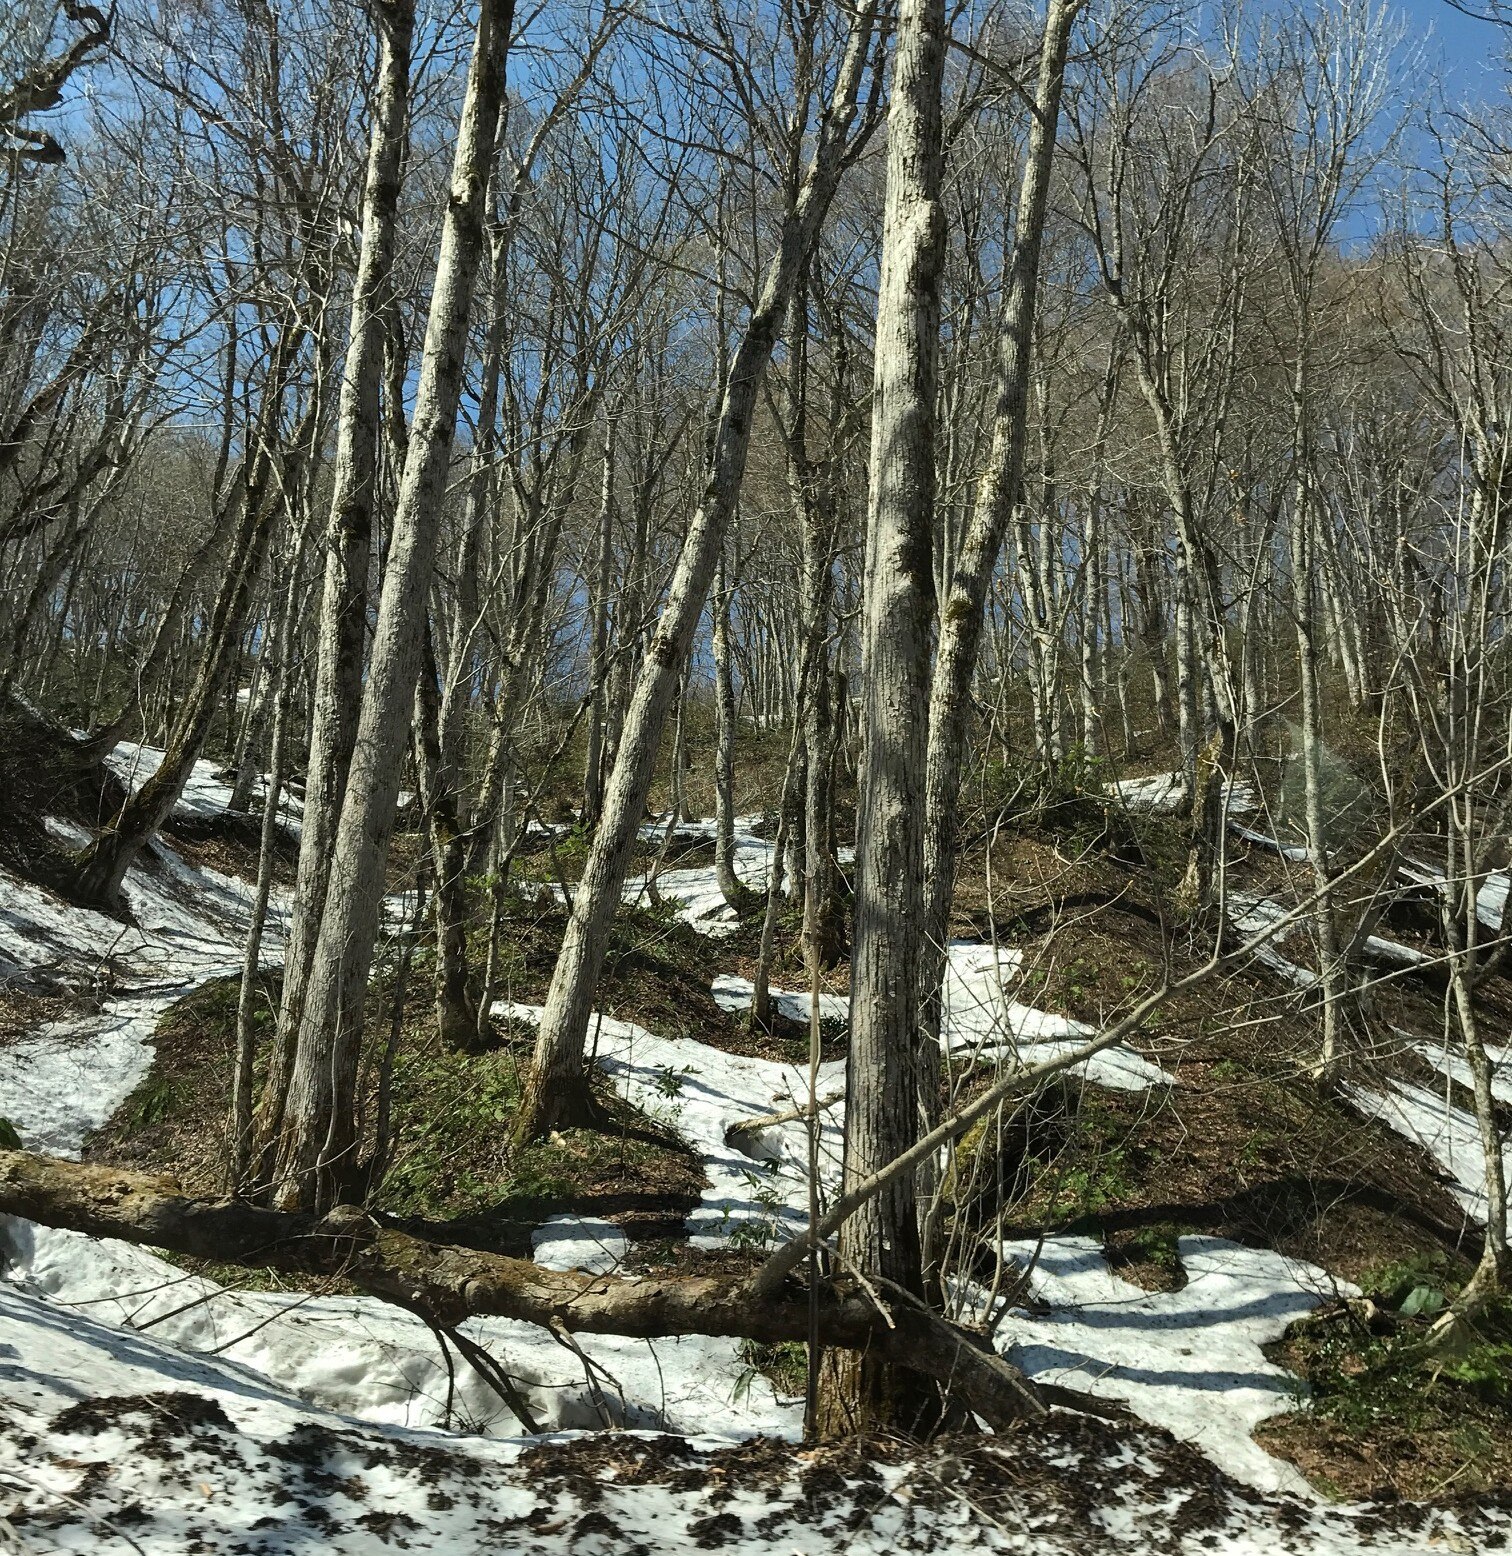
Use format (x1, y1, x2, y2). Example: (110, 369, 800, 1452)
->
(0, 1148, 1047, 1429)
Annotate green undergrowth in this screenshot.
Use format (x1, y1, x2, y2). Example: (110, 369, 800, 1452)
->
(738, 1339, 808, 1403)
(1259, 1260, 1512, 1499)
(373, 1027, 701, 1244)
(87, 964, 704, 1263)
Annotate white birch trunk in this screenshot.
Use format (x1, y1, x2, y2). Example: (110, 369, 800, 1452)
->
(268, 0, 511, 1211)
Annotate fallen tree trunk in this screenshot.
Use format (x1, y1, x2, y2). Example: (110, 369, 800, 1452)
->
(0, 1148, 1048, 1430)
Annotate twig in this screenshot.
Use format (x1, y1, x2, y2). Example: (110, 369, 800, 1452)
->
(0, 1468, 148, 1555)
(547, 1315, 624, 1427)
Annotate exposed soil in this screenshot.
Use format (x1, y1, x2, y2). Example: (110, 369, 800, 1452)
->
(1256, 1299, 1512, 1501)
(163, 811, 298, 887)
(0, 695, 124, 891)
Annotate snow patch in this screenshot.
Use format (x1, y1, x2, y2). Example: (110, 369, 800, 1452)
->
(942, 941, 1175, 1090)
(6, 1277, 1503, 1554)
(987, 1234, 1352, 1496)
(531, 1215, 629, 1275)
(1345, 1074, 1499, 1224)
(105, 739, 305, 836)
(1106, 773, 1258, 816)
(0, 832, 285, 1156)
(711, 972, 849, 1026)
(1227, 893, 1317, 989)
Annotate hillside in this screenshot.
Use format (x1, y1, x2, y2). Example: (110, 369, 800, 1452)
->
(1, 704, 1509, 1552)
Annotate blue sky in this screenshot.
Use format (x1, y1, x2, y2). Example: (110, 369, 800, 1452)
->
(1397, 0, 1509, 102)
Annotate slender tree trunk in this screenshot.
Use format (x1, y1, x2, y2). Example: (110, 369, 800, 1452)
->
(231, 536, 308, 1187)
(713, 549, 750, 909)
(513, 9, 880, 1143)
(416, 617, 479, 1049)
(916, 0, 1079, 1098)
(582, 424, 615, 827)
(1291, 471, 1346, 1083)
(258, 1, 414, 1156)
(1451, 963, 1510, 1307)
(817, 0, 944, 1438)
(751, 733, 804, 1029)
(266, 0, 511, 1212)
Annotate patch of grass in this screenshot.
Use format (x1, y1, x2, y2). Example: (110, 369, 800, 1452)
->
(738, 1339, 808, 1402)
(375, 1032, 700, 1241)
(1016, 1093, 1147, 1226)
(85, 974, 276, 1191)
(89, 966, 705, 1261)
(1258, 1288, 1512, 1500)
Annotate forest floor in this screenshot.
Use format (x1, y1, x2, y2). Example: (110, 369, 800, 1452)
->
(1, 712, 1511, 1549)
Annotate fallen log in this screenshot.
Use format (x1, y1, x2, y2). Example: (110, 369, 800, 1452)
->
(0, 1148, 1049, 1430)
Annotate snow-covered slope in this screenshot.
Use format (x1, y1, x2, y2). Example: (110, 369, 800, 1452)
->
(6, 1279, 1504, 1555)
(0, 828, 285, 1158)
(3, 812, 1506, 1550)
(104, 740, 306, 836)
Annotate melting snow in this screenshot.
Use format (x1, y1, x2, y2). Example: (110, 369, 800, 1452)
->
(1105, 773, 1258, 816)
(1, 804, 1496, 1546)
(985, 1235, 1351, 1496)
(0, 834, 285, 1157)
(3, 1222, 794, 1438)
(711, 972, 849, 1026)
(531, 1214, 630, 1275)
(1408, 1033, 1512, 1106)
(1227, 892, 1317, 989)
(105, 739, 306, 836)
(942, 942, 1175, 1090)
(1400, 857, 1510, 934)
(1345, 1074, 1496, 1224)
(617, 814, 854, 936)
(496, 1001, 847, 1247)
(1229, 822, 1310, 863)
(6, 1278, 1503, 1554)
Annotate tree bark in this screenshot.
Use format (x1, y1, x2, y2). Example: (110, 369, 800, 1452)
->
(817, 0, 945, 1439)
(712, 549, 753, 910)
(267, 0, 511, 1212)
(257, 0, 414, 1157)
(512, 7, 881, 1143)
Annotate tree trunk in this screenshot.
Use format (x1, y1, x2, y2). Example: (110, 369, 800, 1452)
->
(713, 549, 751, 910)
(512, 9, 881, 1143)
(816, 0, 945, 1439)
(1450, 963, 1510, 1309)
(258, 0, 414, 1155)
(416, 616, 479, 1050)
(231, 536, 308, 1187)
(582, 424, 615, 827)
(916, 0, 1079, 1113)
(266, 0, 511, 1212)
(0, 1145, 1046, 1432)
(1291, 473, 1346, 1083)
